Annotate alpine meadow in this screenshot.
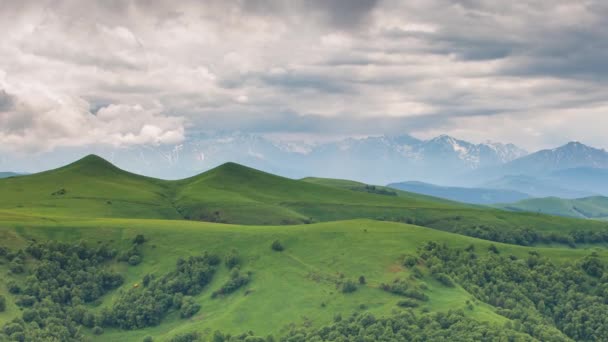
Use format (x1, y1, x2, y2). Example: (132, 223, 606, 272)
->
(2, 1, 608, 342)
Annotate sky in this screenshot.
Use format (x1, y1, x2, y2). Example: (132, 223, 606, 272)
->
(1, 0, 608, 155)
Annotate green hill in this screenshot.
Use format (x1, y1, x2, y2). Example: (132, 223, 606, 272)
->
(3, 155, 608, 247)
(498, 196, 608, 220)
(0, 155, 181, 219)
(0, 213, 604, 341)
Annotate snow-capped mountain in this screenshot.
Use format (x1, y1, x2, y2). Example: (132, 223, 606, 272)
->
(0, 132, 528, 184)
(503, 141, 608, 174)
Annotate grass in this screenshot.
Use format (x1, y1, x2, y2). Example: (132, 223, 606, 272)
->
(0, 212, 603, 340)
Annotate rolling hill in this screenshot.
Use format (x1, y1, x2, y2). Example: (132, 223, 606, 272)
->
(386, 181, 530, 205)
(1, 155, 608, 341)
(3, 155, 608, 245)
(497, 196, 608, 220)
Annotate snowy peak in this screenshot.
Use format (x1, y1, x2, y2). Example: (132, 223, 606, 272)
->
(418, 135, 527, 168)
(506, 141, 608, 173)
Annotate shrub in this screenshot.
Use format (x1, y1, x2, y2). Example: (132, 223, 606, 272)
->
(133, 234, 146, 245)
(435, 273, 455, 287)
(212, 269, 251, 298)
(180, 297, 201, 318)
(358, 276, 366, 285)
(0, 295, 6, 312)
(128, 255, 142, 266)
(225, 250, 240, 269)
(271, 240, 284, 252)
(403, 255, 418, 267)
(341, 280, 358, 293)
(92, 326, 104, 335)
(143, 337, 154, 342)
(397, 299, 420, 308)
(169, 332, 201, 342)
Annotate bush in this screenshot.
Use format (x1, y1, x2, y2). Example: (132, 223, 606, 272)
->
(271, 240, 284, 252)
(341, 280, 358, 293)
(212, 269, 251, 298)
(435, 273, 455, 287)
(397, 299, 420, 308)
(403, 255, 418, 267)
(180, 297, 201, 318)
(225, 250, 241, 269)
(128, 255, 142, 266)
(133, 234, 146, 245)
(0, 295, 6, 312)
(169, 332, 201, 342)
(358, 276, 366, 285)
(92, 326, 104, 335)
(143, 337, 154, 342)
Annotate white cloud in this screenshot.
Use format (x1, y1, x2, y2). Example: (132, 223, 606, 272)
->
(0, 0, 606, 152)
(0, 89, 185, 152)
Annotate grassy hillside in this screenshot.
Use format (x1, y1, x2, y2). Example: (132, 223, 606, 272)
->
(3, 155, 608, 247)
(0, 155, 181, 219)
(0, 212, 603, 341)
(173, 164, 459, 225)
(498, 196, 608, 220)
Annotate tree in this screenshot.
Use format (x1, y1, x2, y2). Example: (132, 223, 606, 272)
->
(358, 276, 366, 285)
(271, 240, 284, 252)
(341, 280, 357, 293)
(129, 255, 142, 266)
(225, 250, 240, 269)
(0, 295, 6, 312)
(133, 234, 146, 245)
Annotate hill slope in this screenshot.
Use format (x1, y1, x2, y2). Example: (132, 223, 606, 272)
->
(498, 196, 608, 220)
(3, 155, 608, 246)
(0, 155, 181, 219)
(0, 213, 603, 341)
(387, 181, 530, 205)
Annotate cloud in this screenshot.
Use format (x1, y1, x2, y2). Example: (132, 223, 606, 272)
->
(0, 89, 185, 152)
(0, 0, 606, 152)
(0, 90, 15, 111)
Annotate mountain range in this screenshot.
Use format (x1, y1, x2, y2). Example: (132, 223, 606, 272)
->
(0, 132, 528, 184)
(2, 133, 608, 198)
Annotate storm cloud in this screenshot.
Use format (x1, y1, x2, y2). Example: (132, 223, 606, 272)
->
(0, 0, 607, 152)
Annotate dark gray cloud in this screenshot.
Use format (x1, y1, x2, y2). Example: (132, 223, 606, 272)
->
(0, 90, 15, 112)
(0, 0, 607, 152)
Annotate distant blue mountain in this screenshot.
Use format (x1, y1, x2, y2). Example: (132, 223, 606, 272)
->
(387, 181, 530, 205)
(0, 172, 22, 179)
(483, 175, 595, 199)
